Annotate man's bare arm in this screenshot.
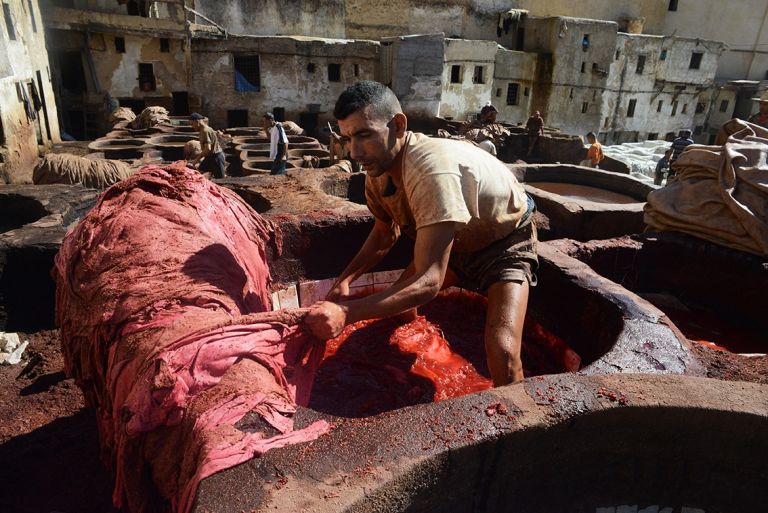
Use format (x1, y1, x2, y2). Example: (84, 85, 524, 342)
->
(326, 217, 399, 301)
(305, 222, 457, 339)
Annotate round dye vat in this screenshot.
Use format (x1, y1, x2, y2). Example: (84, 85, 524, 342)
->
(528, 181, 640, 204)
(309, 290, 580, 418)
(646, 297, 765, 354)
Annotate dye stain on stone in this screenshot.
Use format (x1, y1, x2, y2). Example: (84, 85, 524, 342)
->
(309, 290, 581, 417)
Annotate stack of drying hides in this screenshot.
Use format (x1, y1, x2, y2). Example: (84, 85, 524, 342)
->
(109, 106, 137, 126)
(645, 120, 768, 257)
(54, 162, 329, 513)
(34, 153, 132, 189)
(132, 106, 170, 129)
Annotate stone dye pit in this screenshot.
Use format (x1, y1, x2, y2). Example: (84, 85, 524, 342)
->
(511, 164, 653, 242)
(1, 168, 766, 513)
(550, 233, 768, 357)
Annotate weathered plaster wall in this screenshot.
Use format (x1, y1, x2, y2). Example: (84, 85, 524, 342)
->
(345, 0, 503, 40)
(383, 33, 443, 122)
(0, 0, 60, 183)
(194, 0, 346, 38)
(514, 0, 667, 34)
(90, 33, 188, 99)
(492, 48, 536, 124)
(660, 0, 767, 80)
(527, 17, 616, 136)
(439, 38, 496, 121)
(191, 35, 379, 128)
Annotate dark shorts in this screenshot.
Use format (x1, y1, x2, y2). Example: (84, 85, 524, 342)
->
(271, 159, 287, 175)
(199, 152, 226, 179)
(448, 195, 538, 293)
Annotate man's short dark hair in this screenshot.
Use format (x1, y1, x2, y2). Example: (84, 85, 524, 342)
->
(586, 131, 596, 139)
(334, 81, 402, 121)
(263, 112, 275, 120)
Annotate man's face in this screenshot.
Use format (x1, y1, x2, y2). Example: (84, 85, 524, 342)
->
(262, 117, 274, 130)
(759, 101, 768, 116)
(190, 119, 200, 130)
(337, 105, 403, 177)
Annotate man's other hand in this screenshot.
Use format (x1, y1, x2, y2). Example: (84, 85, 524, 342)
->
(305, 301, 349, 340)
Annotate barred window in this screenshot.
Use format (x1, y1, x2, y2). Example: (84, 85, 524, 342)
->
(506, 83, 520, 106)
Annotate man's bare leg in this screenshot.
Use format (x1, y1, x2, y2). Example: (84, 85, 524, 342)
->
(484, 279, 529, 386)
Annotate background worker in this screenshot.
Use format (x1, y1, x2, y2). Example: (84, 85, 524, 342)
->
(525, 110, 544, 158)
(668, 129, 694, 179)
(263, 112, 289, 175)
(654, 149, 673, 185)
(748, 90, 768, 128)
(189, 113, 225, 178)
(304, 81, 538, 386)
(580, 132, 604, 168)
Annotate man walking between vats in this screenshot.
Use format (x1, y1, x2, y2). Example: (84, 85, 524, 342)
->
(668, 129, 694, 180)
(525, 110, 544, 158)
(189, 113, 226, 179)
(654, 149, 673, 186)
(304, 81, 538, 386)
(580, 132, 604, 168)
(263, 112, 289, 175)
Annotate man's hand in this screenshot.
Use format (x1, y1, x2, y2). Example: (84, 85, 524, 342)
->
(326, 280, 350, 302)
(305, 301, 349, 340)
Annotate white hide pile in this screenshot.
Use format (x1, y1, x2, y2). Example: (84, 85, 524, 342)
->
(600, 140, 671, 184)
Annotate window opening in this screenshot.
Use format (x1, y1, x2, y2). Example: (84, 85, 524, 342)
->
(627, 99, 637, 117)
(450, 65, 461, 83)
(3, 3, 15, 40)
(506, 83, 519, 106)
(636, 55, 646, 74)
(234, 55, 260, 92)
(160, 38, 170, 52)
(689, 52, 703, 70)
(328, 63, 341, 82)
(115, 37, 126, 53)
(472, 65, 485, 84)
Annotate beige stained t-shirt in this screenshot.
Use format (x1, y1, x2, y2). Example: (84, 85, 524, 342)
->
(365, 132, 528, 253)
(199, 125, 222, 154)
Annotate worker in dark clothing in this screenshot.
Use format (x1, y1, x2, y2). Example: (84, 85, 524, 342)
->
(668, 129, 694, 179)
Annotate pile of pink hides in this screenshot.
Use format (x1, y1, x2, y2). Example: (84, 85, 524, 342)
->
(54, 162, 329, 513)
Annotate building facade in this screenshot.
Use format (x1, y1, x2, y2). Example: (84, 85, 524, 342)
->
(0, 0, 60, 183)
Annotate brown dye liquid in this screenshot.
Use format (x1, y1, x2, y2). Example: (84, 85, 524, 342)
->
(308, 291, 581, 417)
(661, 304, 765, 354)
(529, 182, 639, 204)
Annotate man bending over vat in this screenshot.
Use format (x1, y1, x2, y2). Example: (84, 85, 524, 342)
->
(304, 81, 538, 386)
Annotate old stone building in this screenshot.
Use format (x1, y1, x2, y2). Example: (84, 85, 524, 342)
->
(35, 0, 737, 148)
(41, 0, 223, 139)
(191, 35, 379, 130)
(0, 0, 60, 183)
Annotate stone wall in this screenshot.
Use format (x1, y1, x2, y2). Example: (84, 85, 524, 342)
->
(439, 38, 497, 121)
(0, 0, 60, 183)
(492, 48, 536, 125)
(193, 0, 346, 38)
(382, 33, 443, 123)
(191, 35, 380, 129)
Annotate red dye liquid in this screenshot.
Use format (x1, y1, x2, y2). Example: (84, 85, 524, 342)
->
(308, 290, 581, 417)
(663, 305, 766, 354)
